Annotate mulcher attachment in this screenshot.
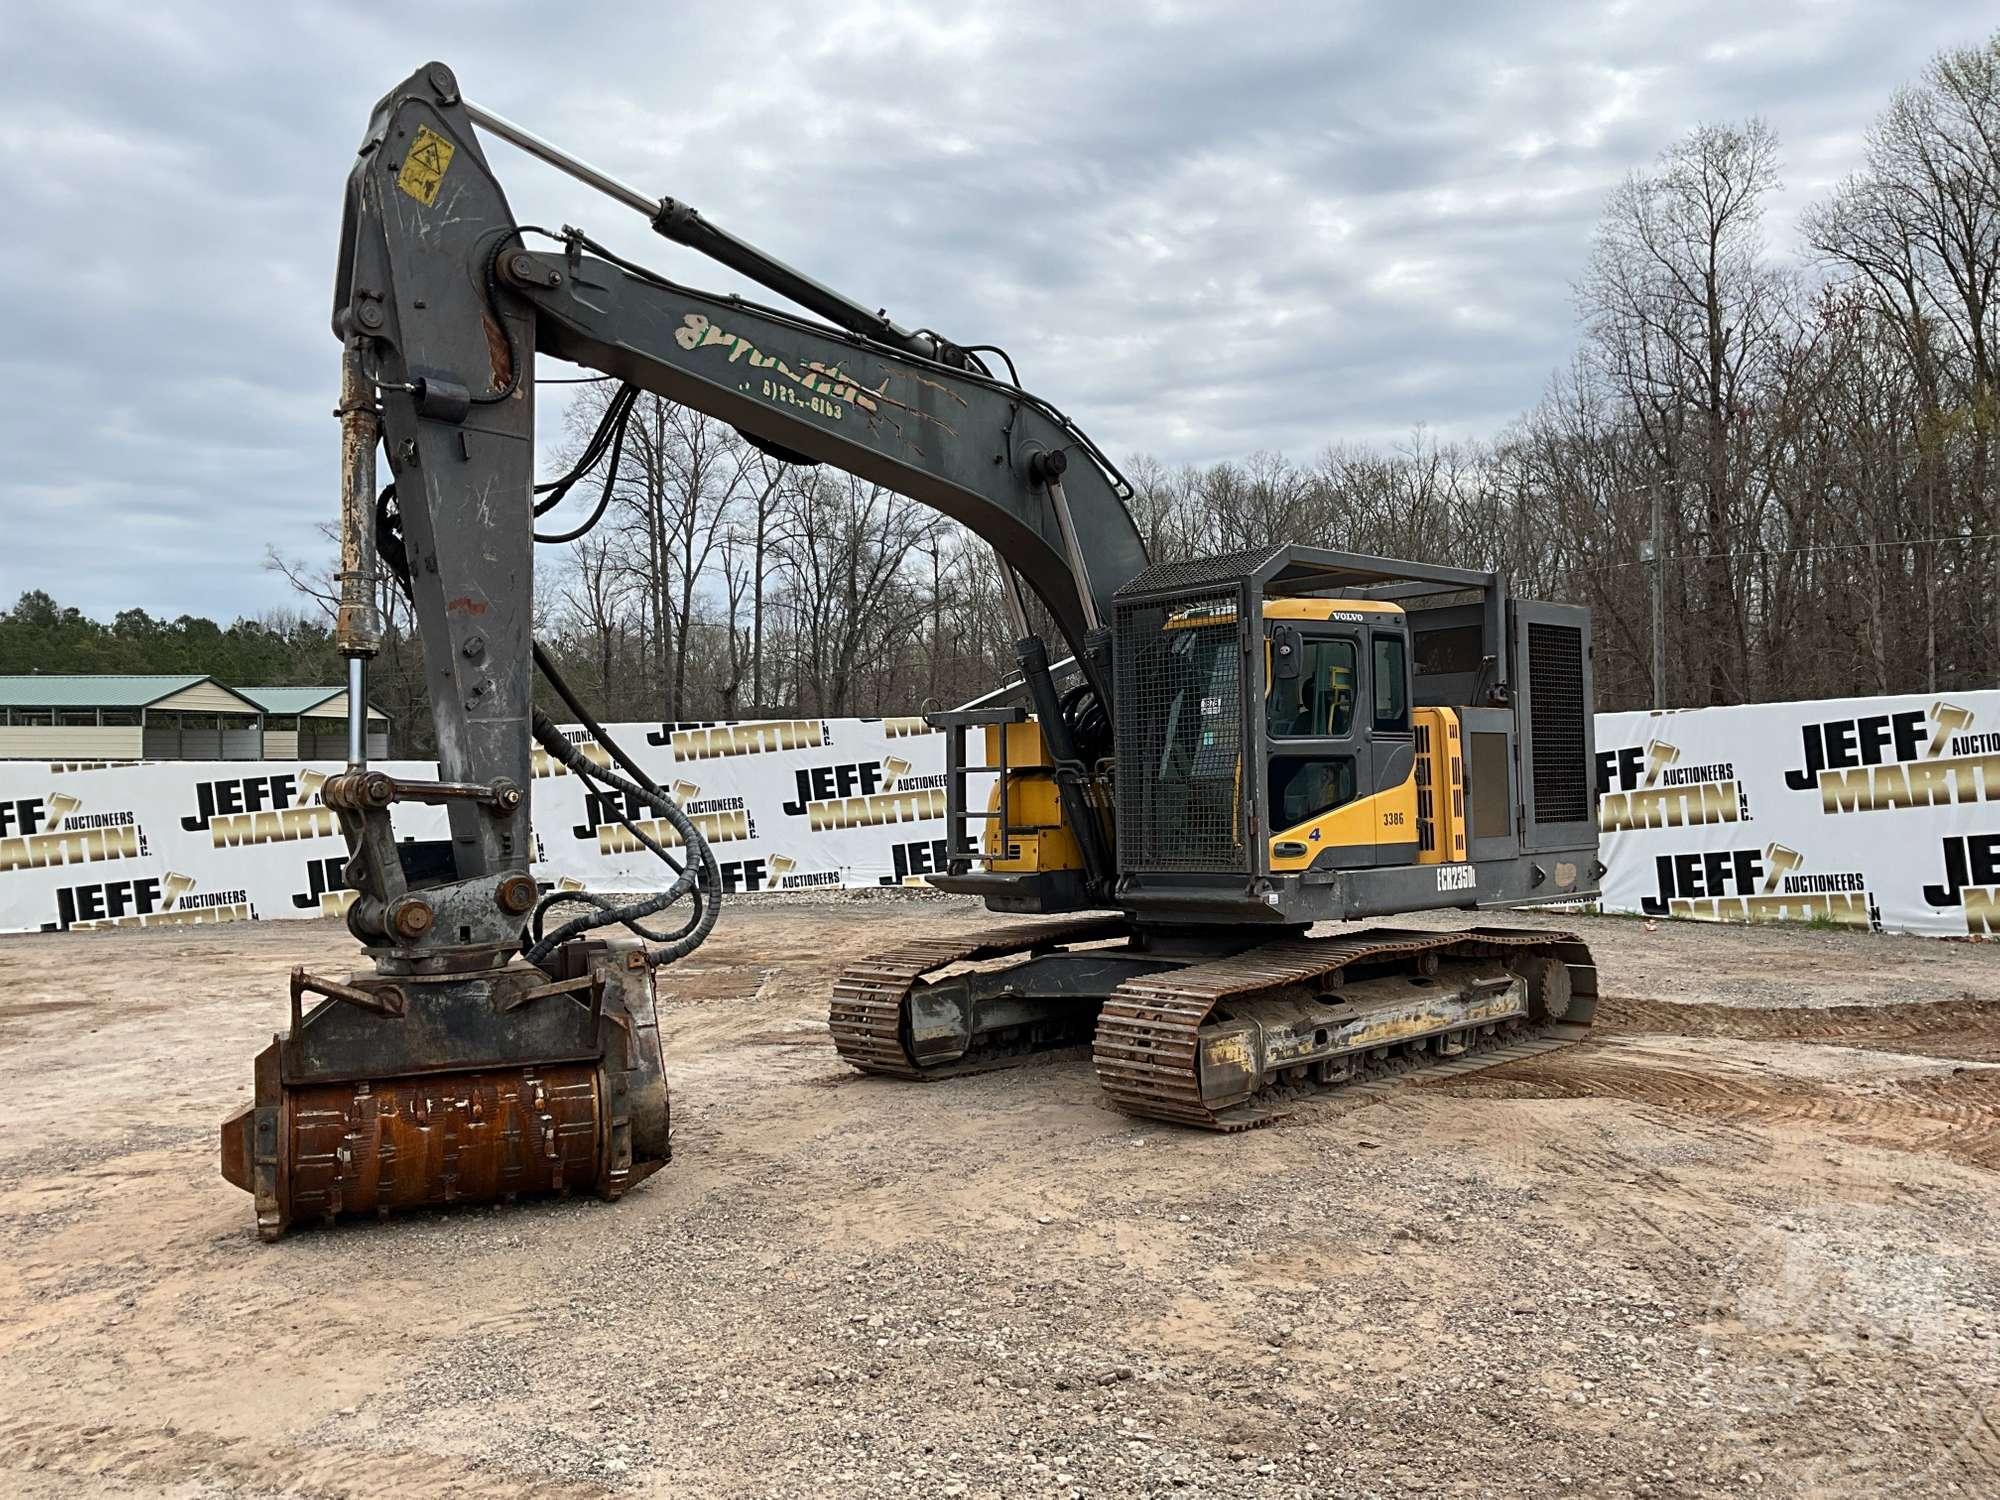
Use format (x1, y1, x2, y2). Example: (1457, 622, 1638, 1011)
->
(220, 935, 670, 1240)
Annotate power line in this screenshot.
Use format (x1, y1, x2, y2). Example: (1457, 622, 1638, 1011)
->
(1573, 530, 2000, 574)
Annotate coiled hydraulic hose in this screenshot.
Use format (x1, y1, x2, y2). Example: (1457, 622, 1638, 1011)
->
(522, 645, 723, 969)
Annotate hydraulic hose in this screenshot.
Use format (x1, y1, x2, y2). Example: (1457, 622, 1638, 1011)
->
(523, 645, 723, 969)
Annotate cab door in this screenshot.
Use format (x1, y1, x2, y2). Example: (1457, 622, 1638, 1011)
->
(1366, 624, 1418, 864)
(1263, 625, 1370, 869)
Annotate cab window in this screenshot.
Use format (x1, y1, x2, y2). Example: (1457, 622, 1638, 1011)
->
(1372, 633, 1409, 733)
(1267, 638, 1356, 738)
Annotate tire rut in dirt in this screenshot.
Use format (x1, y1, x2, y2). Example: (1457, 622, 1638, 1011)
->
(1597, 996, 2000, 1061)
(1420, 1049, 2000, 1171)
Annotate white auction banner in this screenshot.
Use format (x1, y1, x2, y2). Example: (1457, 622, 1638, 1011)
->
(4, 694, 1995, 939)
(0, 716, 960, 935)
(1596, 690, 2000, 937)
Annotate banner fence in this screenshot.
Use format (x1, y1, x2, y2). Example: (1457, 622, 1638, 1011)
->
(0, 715, 958, 935)
(2, 692, 1995, 937)
(1596, 689, 2000, 939)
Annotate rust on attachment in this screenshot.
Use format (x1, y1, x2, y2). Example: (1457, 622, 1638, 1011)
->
(480, 307, 515, 395)
(222, 940, 673, 1240)
(334, 337, 384, 659)
(220, 1060, 611, 1235)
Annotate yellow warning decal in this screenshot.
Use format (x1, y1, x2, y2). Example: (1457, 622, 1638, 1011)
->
(396, 125, 455, 206)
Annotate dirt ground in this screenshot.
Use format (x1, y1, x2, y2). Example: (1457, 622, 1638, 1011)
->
(2, 895, 1998, 1499)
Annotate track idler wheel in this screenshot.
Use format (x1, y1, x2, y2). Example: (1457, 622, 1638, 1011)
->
(1510, 953, 1573, 1022)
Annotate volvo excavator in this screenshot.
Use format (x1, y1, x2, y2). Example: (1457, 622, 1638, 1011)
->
(220, 62, 1601, 1236)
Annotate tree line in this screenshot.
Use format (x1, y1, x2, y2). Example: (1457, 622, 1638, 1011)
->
(0, 592, 347, 687)
(531, 31, 2000, 719)
(0, 589, 436, 754)
(15, 32, 1997, 746)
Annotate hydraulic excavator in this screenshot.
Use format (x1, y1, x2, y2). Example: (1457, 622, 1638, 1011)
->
(221, 61, 1601, 1236)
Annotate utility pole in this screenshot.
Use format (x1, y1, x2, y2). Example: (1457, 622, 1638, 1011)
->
(1640, 477, 1665, 710)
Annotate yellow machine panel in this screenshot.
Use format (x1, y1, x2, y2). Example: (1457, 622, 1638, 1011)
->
(982, 720, 1087, 874)
(987, 718, 1052, 770)
(1263, 707, 1465, 872)
(1260, 598, 1407, 620)
(1170, 597, 1407, 631)
(1413, 707, 1467, 864)
(1266, 774, 1419, 871)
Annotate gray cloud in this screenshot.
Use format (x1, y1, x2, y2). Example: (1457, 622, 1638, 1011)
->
(0, 0, 1981, 618)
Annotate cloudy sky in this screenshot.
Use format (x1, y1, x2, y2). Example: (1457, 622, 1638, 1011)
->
(0, 1, 1983, 621)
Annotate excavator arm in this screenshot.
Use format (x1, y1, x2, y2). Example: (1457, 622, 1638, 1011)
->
(522, 253, 1147, 650)
(328, 58, 1151, 936)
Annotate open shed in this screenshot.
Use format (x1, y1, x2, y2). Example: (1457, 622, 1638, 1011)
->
(0, 675, 265, 761)
(237, 687, 390, 760)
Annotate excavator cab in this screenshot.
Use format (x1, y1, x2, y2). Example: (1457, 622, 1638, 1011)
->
(872, 545, 1603, 1126)
(1123, 598, 1405, 874)
(934, 544, 1600, 925)
(1258, 599, 1413, 872)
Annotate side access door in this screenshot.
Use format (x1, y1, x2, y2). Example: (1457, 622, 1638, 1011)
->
(1510, 599, 1597, 854)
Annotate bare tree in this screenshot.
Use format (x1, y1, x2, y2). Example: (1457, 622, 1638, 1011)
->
(1579, 118, 1786, 704)
(263, 531, 427, 753)
(266, 30, 2000, 724)
(1807, 33, 2000, 679)
(554, 532, 633, 705)
(734, 447, 792, 710)
(771, 472, 948, 715)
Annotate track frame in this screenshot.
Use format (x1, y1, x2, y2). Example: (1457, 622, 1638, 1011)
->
(829, 920, 1596, 1129)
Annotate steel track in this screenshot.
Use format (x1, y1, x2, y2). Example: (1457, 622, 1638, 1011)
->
(1092, 926, 1595, 1128)
(827, 915, 1132, 1077)
(828, 919, 1596, 1128)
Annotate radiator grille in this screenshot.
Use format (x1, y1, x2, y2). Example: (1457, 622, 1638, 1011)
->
(1114, 593, 1247, 873)
(1527, 622, 1588, 824)
(1414, 720, 1436, 854)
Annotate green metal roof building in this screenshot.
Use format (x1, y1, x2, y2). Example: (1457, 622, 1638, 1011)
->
(236, 686, 389, 760)
(0, 676, 389, 762)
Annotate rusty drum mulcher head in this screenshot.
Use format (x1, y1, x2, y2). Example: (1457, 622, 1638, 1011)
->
(220, 934, 670, 1241)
